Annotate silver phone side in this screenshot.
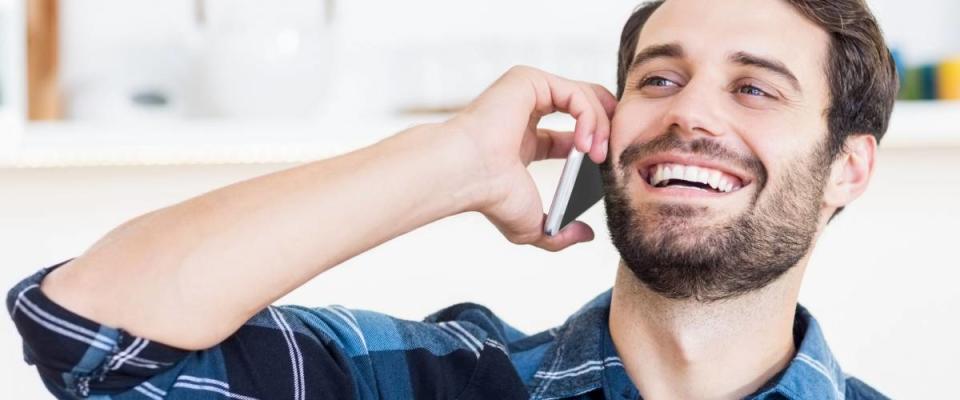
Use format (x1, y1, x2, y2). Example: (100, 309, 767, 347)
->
(544, 148, 585, 236)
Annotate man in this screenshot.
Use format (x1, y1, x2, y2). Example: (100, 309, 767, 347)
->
(7, 0, 897, 398)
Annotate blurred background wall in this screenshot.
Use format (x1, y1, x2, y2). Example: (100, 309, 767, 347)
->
(1, 0, 958, 398)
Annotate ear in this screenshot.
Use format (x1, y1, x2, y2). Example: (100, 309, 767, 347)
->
(823, 134, 877, 210)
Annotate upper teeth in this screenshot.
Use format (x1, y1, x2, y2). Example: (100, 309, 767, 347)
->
(649, 164, 740, 193)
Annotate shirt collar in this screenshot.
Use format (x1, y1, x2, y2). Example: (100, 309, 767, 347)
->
(527, 291, 613, 399)
(527, 290, 847, 400)
(753, 305, 848, 400)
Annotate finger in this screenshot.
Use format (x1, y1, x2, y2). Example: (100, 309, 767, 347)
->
(588, 84, 618, 118)
(533, 219, 596, 252)
(579, 84, 611, 164)
(586, 84, 618, 164)
(574, 84, 606, 157)
(534, 129, 576, 161)
(539, 74, 597, 154)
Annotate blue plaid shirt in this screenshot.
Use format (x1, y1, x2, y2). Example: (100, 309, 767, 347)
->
(8, 259, 888, 399)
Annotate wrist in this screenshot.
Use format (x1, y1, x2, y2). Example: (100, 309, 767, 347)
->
(394, 121, 492, 216)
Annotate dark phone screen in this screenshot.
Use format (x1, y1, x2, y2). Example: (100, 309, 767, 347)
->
(559, 156, 605, 229)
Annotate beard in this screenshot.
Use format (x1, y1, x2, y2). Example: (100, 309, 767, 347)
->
(599, 129, 831, 302)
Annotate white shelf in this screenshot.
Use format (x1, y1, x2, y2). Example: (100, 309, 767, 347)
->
(0, 116, 436, 167)
(882, 101, 960, 147)
(0, 101, 958, 168)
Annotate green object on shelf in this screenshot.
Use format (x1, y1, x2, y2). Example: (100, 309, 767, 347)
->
(900, 65, 940, 100)
(900, 67, 922, 100)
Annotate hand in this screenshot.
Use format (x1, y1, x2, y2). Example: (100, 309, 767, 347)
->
(446, 66, 617, 251)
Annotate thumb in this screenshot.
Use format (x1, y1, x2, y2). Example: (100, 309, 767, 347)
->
(532, 218, 595, 252)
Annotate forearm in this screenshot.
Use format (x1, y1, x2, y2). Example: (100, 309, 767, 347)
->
(37, 66, 615, 351)
(41, 123, 484, 349)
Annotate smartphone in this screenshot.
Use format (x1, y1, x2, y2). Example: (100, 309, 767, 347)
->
(544, 148, 605, 236)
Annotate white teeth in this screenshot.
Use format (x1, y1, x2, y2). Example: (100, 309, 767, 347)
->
(666, 165, 678, 180)
(648, 163, 742, 193)
(684, 166, 699, 182)
(718, 178, 730, 193)
(697, 169, 711, 184)
(709, 170, 722, 190)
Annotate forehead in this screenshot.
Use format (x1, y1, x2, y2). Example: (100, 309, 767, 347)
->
(636, 0, 830, 93)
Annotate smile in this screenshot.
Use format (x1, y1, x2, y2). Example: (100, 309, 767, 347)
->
(647, 163, 743, 193)
(635, 154, 755, 197)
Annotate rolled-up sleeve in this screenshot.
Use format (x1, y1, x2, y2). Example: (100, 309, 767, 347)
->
(6, 260, 358, 399)
(7, 260, 188, 398)
(7, 259, 527, 399)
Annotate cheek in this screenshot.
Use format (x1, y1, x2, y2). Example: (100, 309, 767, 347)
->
(756, 120, 812, 150)
(733, 112, 824, 182)
(610, 102, 667, 159)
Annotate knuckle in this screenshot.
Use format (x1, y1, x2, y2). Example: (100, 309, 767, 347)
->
(507, 64, 535, 76)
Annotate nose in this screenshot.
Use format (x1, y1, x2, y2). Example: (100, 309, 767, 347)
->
(662, 79, 727, 140)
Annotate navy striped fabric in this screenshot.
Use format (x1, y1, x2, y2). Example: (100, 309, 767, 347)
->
(8, 259, 889, 399)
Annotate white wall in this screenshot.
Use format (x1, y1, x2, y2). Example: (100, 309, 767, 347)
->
(1, 146, 958, 398)
(55, 0, 960, 119)
(867, 0, 960, 62)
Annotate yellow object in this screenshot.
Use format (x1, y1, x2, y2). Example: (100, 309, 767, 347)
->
(939, 58, 960, 100)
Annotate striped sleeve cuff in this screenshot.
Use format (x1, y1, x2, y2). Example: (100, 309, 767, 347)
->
(6, 260, 188, 398)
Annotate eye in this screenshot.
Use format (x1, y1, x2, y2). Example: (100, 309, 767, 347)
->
(737, 84, 770, 97)
(641, 76, 679, 88)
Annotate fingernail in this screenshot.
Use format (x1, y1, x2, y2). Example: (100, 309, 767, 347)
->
(601, 139, 609, 159)
(584, 134, 594, 152)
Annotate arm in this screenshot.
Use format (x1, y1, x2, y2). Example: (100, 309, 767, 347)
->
(39, 66, 617, 350)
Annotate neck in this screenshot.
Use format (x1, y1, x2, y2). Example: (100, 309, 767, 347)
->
(609, 257, 808, 400)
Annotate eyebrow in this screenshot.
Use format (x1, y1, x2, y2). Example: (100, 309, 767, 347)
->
(629, 43, 685, 73)
(628, 44, 803, 94)
(729, 51, 801, 92)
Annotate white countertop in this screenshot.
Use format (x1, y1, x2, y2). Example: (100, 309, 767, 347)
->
(1, 101, 958, 168)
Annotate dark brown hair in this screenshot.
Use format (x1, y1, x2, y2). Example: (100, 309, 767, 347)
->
(616, 0, 899, 156)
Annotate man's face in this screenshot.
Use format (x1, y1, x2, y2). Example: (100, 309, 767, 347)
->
(602, 0, 835, 301)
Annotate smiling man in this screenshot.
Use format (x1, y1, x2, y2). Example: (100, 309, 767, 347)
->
(8, 0, 896, 399)
(599, 0, 895, 398)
